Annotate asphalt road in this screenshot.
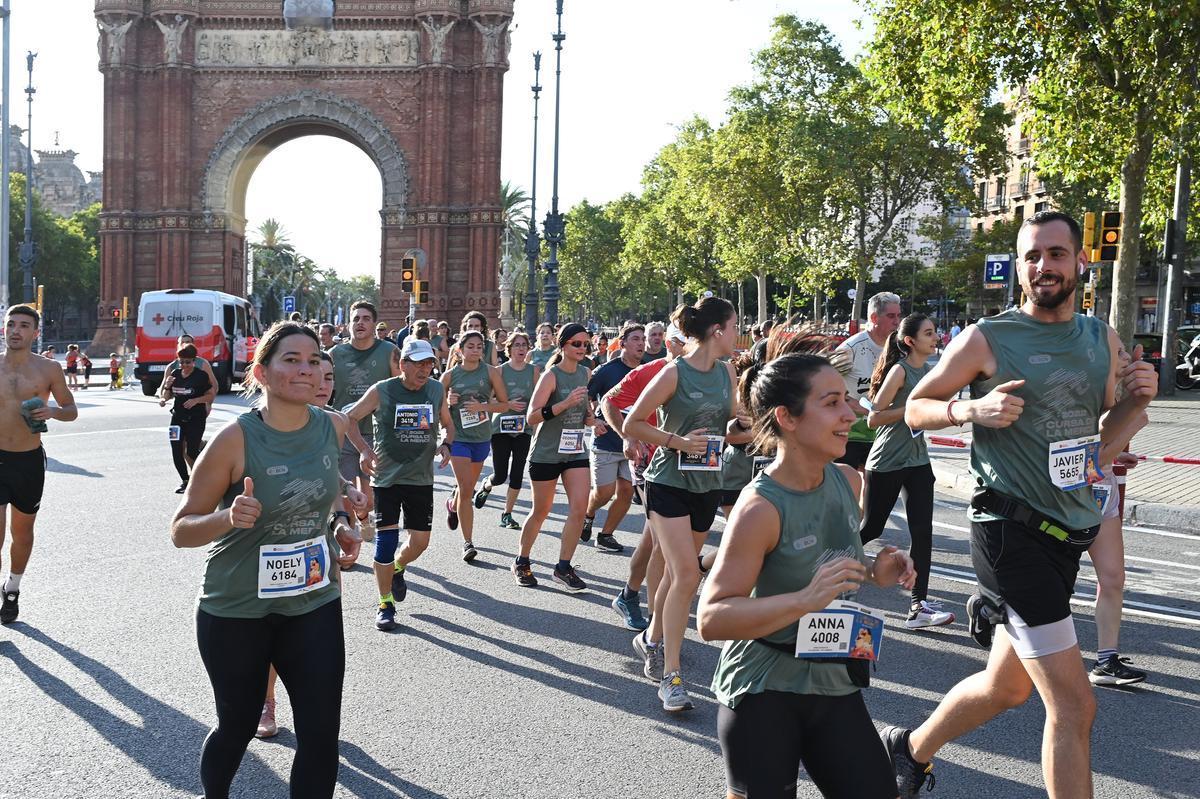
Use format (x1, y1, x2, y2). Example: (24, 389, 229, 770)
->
(2, 389, 1198, 798)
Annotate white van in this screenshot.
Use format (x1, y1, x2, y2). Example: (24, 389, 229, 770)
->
(134, 288, 262, 395)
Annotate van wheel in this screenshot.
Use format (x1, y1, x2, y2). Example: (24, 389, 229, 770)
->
(219, 369, 233, 394)
(141, 381, 157, 397)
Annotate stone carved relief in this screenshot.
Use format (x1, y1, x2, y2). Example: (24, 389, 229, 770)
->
(97, 18, 135, 65)
(155, 15, 189, 64)
(421, 18, 456, 63)
(194, 29, 419, 68)
(472, 19, 508, 65)
(202, 90, 410, 215)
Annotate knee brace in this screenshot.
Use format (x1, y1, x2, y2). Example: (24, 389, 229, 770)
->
(373, 528, 400, 564)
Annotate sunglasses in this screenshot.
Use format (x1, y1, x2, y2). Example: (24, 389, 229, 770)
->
(566, 340, 589, 349)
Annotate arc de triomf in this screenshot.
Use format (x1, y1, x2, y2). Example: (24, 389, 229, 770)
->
(92, 0, 511, 344)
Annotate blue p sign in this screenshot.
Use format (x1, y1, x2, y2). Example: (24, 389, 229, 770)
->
(984, 254, 1011, 288)
(283, 295, 296, 314)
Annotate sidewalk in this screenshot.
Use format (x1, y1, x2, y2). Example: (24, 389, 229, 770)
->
(928, 392, 1200, 532)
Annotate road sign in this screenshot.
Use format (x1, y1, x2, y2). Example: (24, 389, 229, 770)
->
(984, 254, 1012, 289)
(847, 288, 857, 300)
(283, 295, 296, 314)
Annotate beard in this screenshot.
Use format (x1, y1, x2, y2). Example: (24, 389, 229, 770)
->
(1027, 272, 1077, 309)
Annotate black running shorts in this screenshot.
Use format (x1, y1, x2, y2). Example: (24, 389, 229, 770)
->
(645, 481, 723, 533)
(373, 484, 435, 532)
(527, 459, 589, 483)
(0, 447, 47, 515)
(971, 519, 1083, 628)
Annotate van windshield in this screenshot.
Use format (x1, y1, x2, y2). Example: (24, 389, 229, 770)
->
(143, 301, 213, 337)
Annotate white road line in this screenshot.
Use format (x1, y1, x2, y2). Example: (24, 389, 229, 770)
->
(49, 426, 166, 439)
(934, 518, 1197, 543)
(1123, 555, 1200, 571)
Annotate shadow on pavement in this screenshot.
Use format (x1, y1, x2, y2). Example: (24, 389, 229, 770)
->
(45, 457, 103, 478)
(1, 627, 289, 796)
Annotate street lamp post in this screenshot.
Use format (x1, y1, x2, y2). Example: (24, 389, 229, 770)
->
(522, 52, 543, 333)
(1, 0, 12, 315)
(541, 1, 566, 325)
(18, 51, 36, 305)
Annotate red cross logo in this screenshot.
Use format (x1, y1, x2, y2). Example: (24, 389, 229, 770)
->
(152, 313, 165, 325)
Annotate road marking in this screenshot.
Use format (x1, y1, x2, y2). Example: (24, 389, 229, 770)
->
(49, 427, 166, 439)
(934, 518, 1197, 543)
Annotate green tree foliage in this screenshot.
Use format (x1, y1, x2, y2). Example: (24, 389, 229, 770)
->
(6, 175, 99, 334)
(865, 0, 1200, 342)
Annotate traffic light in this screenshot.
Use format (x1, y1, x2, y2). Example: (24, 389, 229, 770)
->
(1099, 211, 1121, 262)
(416, 280, 430, 305)
(1082, 212, 1097, 260)
(1082, 285, 1095, 310)
(400, 257, 416, 293)
(36, 285, 43, 313)
(111, 307, 121, 322)
(122, 295, 129, 322)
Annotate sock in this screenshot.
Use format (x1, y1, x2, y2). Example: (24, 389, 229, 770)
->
(556, 559, 571, 572)
(394, 561, 405, 573)
(622, 586, 638, 600)
(516, 556, 531, 566)
(4, 573, 22, 593)
(585, 514, 595, 522)
(1097, 648, 1118, 664)
(380, 592, 394, 605)
(643, 631, 659, 649)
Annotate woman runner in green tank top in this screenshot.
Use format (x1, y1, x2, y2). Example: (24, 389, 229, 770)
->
(474, 330, 540, 529)
(529, 321, 556, 368)
(441, 330, 511, 563)
(513, 323, 606, 592)
(445, 310, 499, 369)
(171, 322, 362, 799)
(696, 351, 917, 799)
(624, 297, 740, 713)
(859, 314, 954, 631)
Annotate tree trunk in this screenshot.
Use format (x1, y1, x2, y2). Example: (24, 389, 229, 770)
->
(851, 264, 867, 322)
(756, 268, 769, 322)
(1110, 118, 1155, 344)
(736, 280, 745, 328)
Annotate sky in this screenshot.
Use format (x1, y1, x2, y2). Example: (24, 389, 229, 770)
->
(6, 1, 870, 279)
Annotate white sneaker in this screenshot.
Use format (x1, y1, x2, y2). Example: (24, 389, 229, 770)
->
(906, 600, 955, 629)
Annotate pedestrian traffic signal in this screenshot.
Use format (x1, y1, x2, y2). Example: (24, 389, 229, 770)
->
(111, 307, 121, 322)
(1082, 285, 1095, 310)
(1099, 212, 1121, 262)
(401, 257, 417, 293)
(416, 280, 430, 305)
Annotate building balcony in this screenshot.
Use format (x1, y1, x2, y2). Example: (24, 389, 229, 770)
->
(990, 195, 1008, 210)
(1016, 138, 1031, 155)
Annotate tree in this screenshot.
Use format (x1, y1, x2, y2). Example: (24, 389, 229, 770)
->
(865, 0, 1200, 342)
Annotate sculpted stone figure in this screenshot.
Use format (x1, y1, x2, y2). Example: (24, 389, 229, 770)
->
(421, 18, 455, 64)
(473, 19, 507, 64)
(98, 18, 135, 65)
(155, 15, 189, 65)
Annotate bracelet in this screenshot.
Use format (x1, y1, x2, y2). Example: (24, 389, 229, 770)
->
(666, 433, 676, 449)
(329, 511, 351, 532)
(946, 399, 962, 426)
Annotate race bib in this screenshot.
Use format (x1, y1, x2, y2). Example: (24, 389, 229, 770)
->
(258, 535, 331, 599)
(752, 455, 771, 477)
(1048, 435, 1104, 491)
(168, 425, 181, 441)
(459, 407, 487, 428)
(678, 435, 725, 471)
(794, 600, 885, 661)
(1091, 482, 1113, 514)
(499, 414, 526, 434)
(395, 403, 434, 431)
(558, 428, 585, 455)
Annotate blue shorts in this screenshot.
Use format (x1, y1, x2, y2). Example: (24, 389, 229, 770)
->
(450, 440, 491, 463)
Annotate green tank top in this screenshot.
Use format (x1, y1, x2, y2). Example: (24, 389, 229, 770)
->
(969, 310, 1110, 531)
(330, 339, 397, 434)
(199, 408, 341, 619)
(447, 362, 494, 442)
(865, 361, 931, 472)
(530, 347, 555, 368)
(644, 357, 733, 493)
(372, 377, 445, 486)
(721, 444, 754, 492)
(430, 335, 445, 357)
(497, 361, 537, 437)
(711, 465, 865, 707)
(530, 363, 590, 463)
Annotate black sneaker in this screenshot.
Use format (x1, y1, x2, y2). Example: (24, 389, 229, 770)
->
(512, 560, 538, 587)
(175, 481, 188, 494)
(1089, 655, 1147, 687)
(631, 486, 643, 506)
(595, 533, 624, 553)
(552, 564, 587, 593)
(391, 567, 407, 603)
(881, 725, 935, 798)
(446, 495, 459, 530)
(473, 480, 492, 509)
(499, 512, 521, 530)
(580, 515, 594, 542)
(375, 601, 398, 632)
(0, 590, 19, 624)
(462, 541, 478, 563)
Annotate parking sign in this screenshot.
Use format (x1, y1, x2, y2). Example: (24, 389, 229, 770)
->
(984, 254, 1011, 289)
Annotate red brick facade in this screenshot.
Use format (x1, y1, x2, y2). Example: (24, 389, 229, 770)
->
(92, 0, 511, 346)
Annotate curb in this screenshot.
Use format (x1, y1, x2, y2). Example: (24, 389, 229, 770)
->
(930, 458, 1200, 533)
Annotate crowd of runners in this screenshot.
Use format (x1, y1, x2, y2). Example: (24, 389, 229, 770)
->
(0, 211, 1162, 798)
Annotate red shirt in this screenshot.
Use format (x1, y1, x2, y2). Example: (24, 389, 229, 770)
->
(605, 358, 672, 464)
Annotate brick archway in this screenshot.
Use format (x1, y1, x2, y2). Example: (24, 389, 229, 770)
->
(92, 0, 512, 351)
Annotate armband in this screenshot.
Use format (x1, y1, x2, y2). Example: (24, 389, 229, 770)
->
(541, 405, 556, 422)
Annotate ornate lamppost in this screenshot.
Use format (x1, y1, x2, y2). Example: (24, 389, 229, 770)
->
(541, 1, 565, 324)
(522, 52, 543, 332)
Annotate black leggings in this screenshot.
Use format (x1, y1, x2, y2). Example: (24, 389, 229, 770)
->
(859, 463, 935, 603)
(488, 433, 530, 491)
(717, 689, 897, 798)
(171, 412, 206, 483)
(195, 598, 345, 799)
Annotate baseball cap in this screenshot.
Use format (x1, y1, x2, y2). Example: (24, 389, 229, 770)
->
(665, 323, 688, 344)
(401, 339, 437, 361)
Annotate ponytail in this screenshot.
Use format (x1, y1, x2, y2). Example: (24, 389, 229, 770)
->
(867, 313, 928, 400)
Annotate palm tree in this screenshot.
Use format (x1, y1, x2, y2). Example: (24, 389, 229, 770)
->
(251, 218, 299, 321)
